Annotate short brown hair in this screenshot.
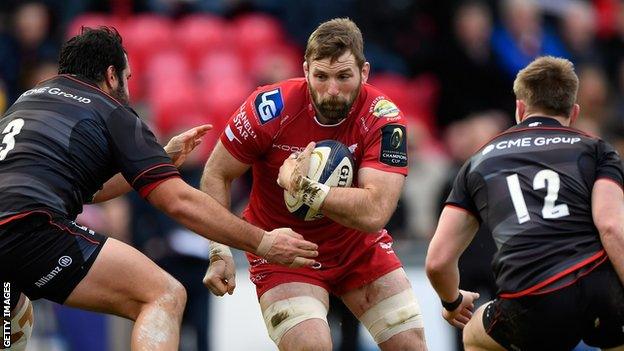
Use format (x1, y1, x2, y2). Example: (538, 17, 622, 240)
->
(305, 18, 366, 69)
(513, 56, 579, 116)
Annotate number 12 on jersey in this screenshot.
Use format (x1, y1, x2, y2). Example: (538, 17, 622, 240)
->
(506, 169, 570, 224)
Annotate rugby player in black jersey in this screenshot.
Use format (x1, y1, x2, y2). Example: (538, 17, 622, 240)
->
(427, 56, 624, 350)
(0, 27, 318, 350)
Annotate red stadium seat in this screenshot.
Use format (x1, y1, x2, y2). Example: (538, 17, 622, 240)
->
(150, 82, 223, 160)
(151, 82, 202, 134)
(175, 15, 232, 69)
(368, 73, 440, 135)
(65, 13, 124, 39)
(247, 43, 301, 84)
(122, 15, 174, 76)
(198, 77, 254, 127)
(145, 49, 192, 82)
(368, 73, 412, 112)
(408, 74, 440, 134)
(232, 13, 285, 56)
(197, 50, 246, 84)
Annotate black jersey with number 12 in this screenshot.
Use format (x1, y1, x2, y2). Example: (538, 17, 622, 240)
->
(446, 116, 624, 298)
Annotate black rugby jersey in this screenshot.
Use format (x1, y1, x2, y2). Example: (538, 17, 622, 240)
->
(0, 75, 179, 221)
(446, 116, 623, 297)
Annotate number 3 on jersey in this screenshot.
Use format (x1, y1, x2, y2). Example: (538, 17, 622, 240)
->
(506, 169, 570, 224)
(0, 118, 24, 160)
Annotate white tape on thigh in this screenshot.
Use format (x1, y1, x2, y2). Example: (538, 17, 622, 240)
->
(10, 296, 34, 351)
(262, 296, 328, 345)
(359, 289, 424, 344)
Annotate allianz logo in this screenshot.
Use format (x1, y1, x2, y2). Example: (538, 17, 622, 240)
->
(34, 256, 73, 288)
(21, 87, 91, 104)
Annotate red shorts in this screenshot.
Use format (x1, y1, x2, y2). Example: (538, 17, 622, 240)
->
(248, 229, 402, 297)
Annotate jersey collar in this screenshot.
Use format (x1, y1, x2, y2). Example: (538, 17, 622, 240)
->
(517, 116, 563, 128)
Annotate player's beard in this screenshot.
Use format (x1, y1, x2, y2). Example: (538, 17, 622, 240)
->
(309, 80, 361, 124)
(111, 82, 130, 106)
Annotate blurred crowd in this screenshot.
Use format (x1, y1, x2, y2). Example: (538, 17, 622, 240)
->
(0, 0, 622, 350)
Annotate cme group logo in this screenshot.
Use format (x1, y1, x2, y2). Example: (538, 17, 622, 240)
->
(58, 256, 72, 267)
(254, 88, 284, 124)
(482, 144, 495, 155)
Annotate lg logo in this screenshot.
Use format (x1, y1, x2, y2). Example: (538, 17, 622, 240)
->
(254, 89, 283, 124)
(258, 90, 279, 121)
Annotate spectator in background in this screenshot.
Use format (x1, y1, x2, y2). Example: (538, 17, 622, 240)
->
(601, 1, 624, 94)
(559, 1, 602, 67)
(492, 0, 567, 78)
(611, 59, 624, 128)
(435, 1, 513, 131)
(574, 64, 613, 137)
(0, 1, 59, 103)
(24, 60, 58, 88)
(0, 79, 7, 114)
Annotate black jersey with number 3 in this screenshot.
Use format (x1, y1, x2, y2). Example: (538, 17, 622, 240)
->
(0, 75, 179, 222)
(446, 116, 624, 297)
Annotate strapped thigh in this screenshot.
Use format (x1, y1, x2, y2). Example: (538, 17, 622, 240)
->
(359, 289, 424, 344)
(7, 294, 34, 351)
(261, 296, 328, 345)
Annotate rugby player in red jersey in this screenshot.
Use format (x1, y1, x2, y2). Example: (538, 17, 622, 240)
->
(202, 18, 427, 350)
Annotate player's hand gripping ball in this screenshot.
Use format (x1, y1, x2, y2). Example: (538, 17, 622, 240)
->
(284, 140, 355, 221)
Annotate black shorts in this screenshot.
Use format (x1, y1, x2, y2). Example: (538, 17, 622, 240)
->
(0, 211, 107, 305)
(483, 261, 624, 350)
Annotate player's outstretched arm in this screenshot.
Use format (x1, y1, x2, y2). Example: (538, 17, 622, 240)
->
(592, 179, 624, 283)
(200, 140, 252, 296)
(90, 124, 212, 203)
(147, 177, 319, 267)
(426, 206, 480, 329)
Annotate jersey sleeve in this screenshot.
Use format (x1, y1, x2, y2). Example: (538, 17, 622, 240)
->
(360, 112, 409, 176)
(105, 107, 179, 197)
(596, 139, 624, 188)
(219, 92, 274, 164)
(445, 160, 482, 221)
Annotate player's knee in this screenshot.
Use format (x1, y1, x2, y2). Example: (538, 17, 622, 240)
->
(262, 296, 328, 347)
(161, 277, 186, 316)
(360, 289, 424, 345)
(132, 276, 186, 321)
(280, 331, 332, 351)
(379, 328, 427, 351)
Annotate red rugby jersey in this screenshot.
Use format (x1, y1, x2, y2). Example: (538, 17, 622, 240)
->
(220, 78, 408, 245)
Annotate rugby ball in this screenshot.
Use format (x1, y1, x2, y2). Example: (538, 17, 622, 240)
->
(284, 140, 355, 221)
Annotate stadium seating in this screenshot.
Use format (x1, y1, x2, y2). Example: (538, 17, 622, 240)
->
(175, 15, 231, 69)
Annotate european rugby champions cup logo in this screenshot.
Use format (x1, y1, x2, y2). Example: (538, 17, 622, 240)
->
(380, 124, 408, 167)
(390, 127, 403, 149)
